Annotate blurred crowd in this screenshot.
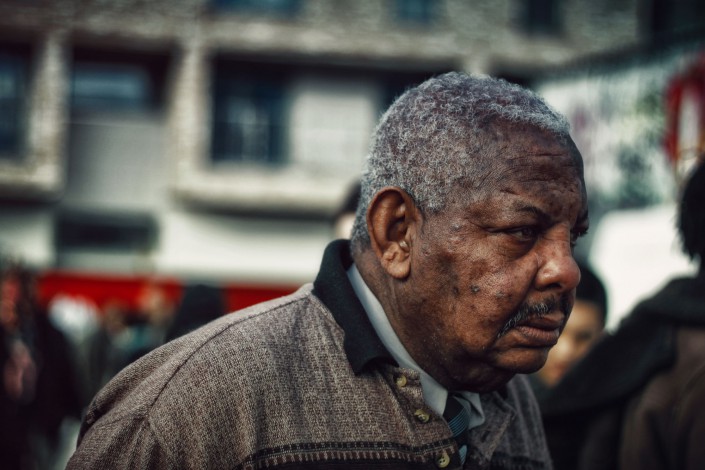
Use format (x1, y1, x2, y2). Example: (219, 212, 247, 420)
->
(0, 260, 227, 470)
(0, 259, 81, 470)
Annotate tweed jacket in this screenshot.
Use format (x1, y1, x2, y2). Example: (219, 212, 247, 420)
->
(68, 241, 552, 470)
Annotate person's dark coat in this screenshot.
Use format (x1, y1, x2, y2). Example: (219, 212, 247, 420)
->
(542, 275, 705, 470)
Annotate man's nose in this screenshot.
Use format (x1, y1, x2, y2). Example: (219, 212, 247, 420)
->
(535, 233, 581, 293)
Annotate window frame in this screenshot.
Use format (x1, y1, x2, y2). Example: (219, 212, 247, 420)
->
(210, 67, 288, 167)
(0, 37, 66, 201)
(170, 52, 452, 216)
(70, 47, 169, 114)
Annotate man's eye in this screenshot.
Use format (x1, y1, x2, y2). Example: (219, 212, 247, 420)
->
(570, 228, 589, 247)
(508, 227, 539, 242)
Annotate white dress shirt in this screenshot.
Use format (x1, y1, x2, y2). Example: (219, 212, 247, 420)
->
(347, 264, 485, 430)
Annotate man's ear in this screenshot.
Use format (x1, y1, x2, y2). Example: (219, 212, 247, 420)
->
(366, 187, 419, 280)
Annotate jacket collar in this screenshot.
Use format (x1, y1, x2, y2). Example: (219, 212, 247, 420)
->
(312, 240, 396, 374)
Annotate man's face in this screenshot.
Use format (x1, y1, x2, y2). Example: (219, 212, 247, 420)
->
(393, 127, 588, 392)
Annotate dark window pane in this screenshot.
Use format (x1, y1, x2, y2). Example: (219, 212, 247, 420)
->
(70, 49, 168, 112)
(0, 53, 25, 156)
(396, 0, 434, 24)
(519, 0, 561, 36)
(211, 72, 286, 165)
(213, 0, 300, 16)
(72, 63, 153, 111)
(55, 211, 157, 251)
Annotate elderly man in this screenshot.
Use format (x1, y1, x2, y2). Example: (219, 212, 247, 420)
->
(68, 72, 588, 470)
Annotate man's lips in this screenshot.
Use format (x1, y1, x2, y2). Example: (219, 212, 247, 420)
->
(513, 312, 565, 346)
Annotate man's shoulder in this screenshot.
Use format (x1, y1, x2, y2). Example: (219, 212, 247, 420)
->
(81, 284, 338, 432)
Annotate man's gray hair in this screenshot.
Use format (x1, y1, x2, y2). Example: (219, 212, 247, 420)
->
(350, 71, 571, 249)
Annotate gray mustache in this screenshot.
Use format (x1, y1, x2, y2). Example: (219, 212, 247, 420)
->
(497, 295, 572, 338)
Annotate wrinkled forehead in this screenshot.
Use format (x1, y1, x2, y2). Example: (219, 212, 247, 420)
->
(501, 147, 584, 182)
(497, 156, 586, 214)
(461, 124, 584, 194)
(492, 121, 581, 160)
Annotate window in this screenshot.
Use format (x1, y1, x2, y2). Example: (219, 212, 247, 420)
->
(518, 0, 561, 37)
(212, 0, 300, 16)
(0, 51, 26, 157)
(54, 210, 158, 272)
(211, 65, 286, 165)
(71, 49, 167, 112)
(177, 59, 454, 213)
(396, 0, 435, 25)
(55, 210, 157, 252)
(72, 64, 152, 110)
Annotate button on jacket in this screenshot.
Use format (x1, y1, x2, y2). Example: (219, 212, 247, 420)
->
(68, 240, 552, 470)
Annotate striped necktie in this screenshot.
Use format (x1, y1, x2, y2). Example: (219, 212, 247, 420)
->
(443, 393, 470, 464)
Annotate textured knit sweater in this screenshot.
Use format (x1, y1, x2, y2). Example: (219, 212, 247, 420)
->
(67, 241, 552, 470)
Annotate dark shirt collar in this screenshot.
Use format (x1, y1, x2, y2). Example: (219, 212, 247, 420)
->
(312, 240, 396, 374)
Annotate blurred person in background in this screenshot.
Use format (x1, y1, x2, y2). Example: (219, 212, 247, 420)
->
(528, 261, 607, 402)
(68, 72, 588, 469)
(84, 282, 174, 399)
(46, 293, 100, 410)
(85, 299, 134, 400)
(0, 259, 82, 470)
(163, 283, 225, 343)
(541, 160, 705, 470)
(135, 281, 174, 350)
(86, 287, 175, 400)
(0, 258, 35, 469)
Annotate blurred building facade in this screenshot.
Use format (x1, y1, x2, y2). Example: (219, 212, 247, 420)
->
(0, 0, 702, 305)
(536, 40, 705, 328)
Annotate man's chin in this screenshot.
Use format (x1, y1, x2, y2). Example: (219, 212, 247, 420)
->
(498, 348, 551, 374)
(456, 371, 516, 394)
(446, 348, 549, 392)
(464, 358, 546, 392)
